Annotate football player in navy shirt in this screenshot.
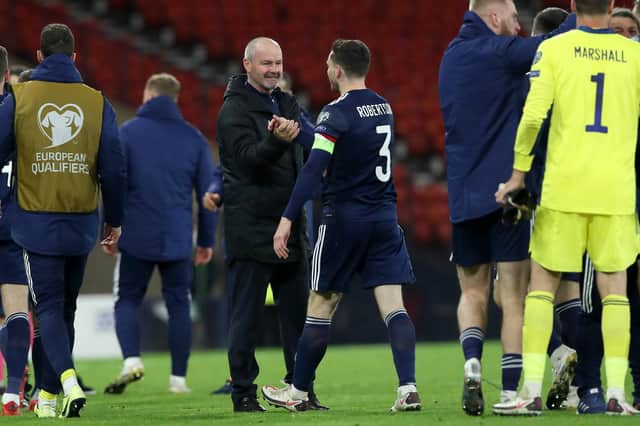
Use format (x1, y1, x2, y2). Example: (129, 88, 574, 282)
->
(261, 39, 419, 413)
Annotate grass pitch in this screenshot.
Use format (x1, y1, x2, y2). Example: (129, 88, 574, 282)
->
(7, 341, 637, 424)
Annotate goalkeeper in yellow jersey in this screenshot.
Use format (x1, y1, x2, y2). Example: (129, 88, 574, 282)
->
(494, 0, 640, 416)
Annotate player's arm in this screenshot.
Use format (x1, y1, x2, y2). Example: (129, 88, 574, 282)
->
(496, 43, 555, 204)
(281, 105, 347, 220)
(0, 94, 16, 164)
(195, 133, 217, 249)
(203, 165, 224, 212)
(514, 45, 555, 173)
(191, 134, 216, 265)
(282, 135, 333, 221)
(98, 98, 127, 251)
(293, 110, 316, 153)
(273, 135, 332, 259)
(273, 105, 347, 259)
(501, 13, 575, 74)
(98, 98, 126, 229)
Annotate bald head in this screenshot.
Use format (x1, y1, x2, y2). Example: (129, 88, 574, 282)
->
(470, 0, 520, 36)
(242, 37, 283, 94)
(244, 37, 281, 61)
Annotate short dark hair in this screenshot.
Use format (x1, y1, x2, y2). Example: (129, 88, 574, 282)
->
(18, 69, 33, 83)
(330, 39, 370, 78)
(532, 7, 568, 36)
(0, 46, 8, 77)
(611, 7, 640, 30)
(9, 64, 27, 77)
(575, 0, 611, 16)
(40, 23, 75, 58)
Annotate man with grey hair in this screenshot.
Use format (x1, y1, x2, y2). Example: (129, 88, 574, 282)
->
(210, 36, 324, 412)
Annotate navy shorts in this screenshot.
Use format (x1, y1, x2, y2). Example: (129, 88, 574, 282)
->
(0, 239, 27, 285)
(310, 218, 415, 293)
(562, 272, 582, 282)
(451, 209, 529, 267)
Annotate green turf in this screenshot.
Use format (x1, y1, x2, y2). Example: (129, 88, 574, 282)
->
(8, 341, 637, 424)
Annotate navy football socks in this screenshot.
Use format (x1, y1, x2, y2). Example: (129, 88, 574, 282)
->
(4, 312, 30, 395)
(556, 299, 581, 349)
(292, 317, 331, 392)
(460, 327, 484, 361)
(501, 353, 522, 392)
(385, 309, 416, 386)
(547, 320, 563, 357)
(574, 311, 603, 391)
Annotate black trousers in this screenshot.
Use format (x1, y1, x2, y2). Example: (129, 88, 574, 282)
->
(227, 257, 309, 402)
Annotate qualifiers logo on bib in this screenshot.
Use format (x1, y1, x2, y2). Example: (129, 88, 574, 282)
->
(37, 103, 84, 149)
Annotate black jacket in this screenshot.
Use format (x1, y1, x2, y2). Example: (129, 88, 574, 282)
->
(217, 75, 309, 264)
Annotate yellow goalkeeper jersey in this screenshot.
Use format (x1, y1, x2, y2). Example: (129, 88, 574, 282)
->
(514, 27, 640, 215)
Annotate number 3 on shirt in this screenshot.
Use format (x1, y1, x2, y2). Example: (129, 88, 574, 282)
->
(376, 125, 391, 182)
(586, 73, 608, 134)
(1, 161, 12, 187)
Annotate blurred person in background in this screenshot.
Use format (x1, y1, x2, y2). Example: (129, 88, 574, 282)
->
(0, 23, 126, 418)
(438, 0, 575, 415)
(103, 73, 217, 396)
(213, 36, 326, 412)
(0, 46, 31, 417)
(610, 7, 640, 38)
(8, 65, 27, 86)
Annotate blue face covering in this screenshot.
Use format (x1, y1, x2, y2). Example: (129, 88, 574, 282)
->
(633, 35, 640, 42)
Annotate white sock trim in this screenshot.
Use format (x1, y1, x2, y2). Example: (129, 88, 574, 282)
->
(124, 357, 144, 371)
(169, 375, 186, 385)
(290, 384, 309, 400)
(2, 393, 20, 405)
(398, 384, 417, 394)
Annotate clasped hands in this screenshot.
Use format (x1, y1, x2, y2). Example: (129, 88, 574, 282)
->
(268, 115, 300, 143)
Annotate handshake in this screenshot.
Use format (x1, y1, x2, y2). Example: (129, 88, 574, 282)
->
(268, 115, 300, 143)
